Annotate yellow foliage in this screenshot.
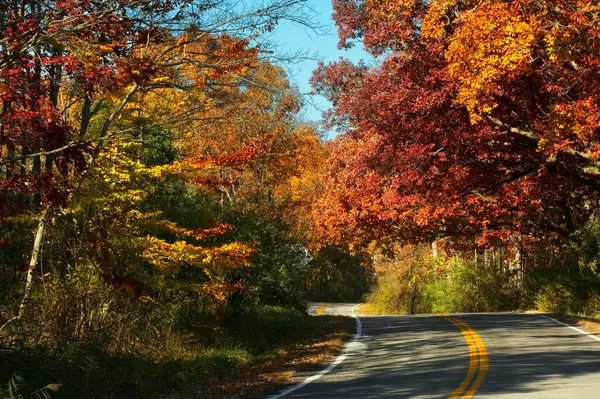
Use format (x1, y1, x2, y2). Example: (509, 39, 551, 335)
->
(367, 0, 415, 19)
(446, 2, 539, 122)
(422, 0, 458, 39)
(142, 236, 254, 276)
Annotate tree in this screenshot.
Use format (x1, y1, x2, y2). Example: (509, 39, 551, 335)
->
(312, 0, 600, 249)
(0, 0, 316, 331)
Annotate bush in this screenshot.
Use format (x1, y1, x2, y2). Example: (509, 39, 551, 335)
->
(367, 272, 413, 314)
(535, 283, 582, 313)
(222, 214, 311, 313)
(426, 257, 518, 313)
(524, 255, 600, 316)
(367, 250, 518, 314)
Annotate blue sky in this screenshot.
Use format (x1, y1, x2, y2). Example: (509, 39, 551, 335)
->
(267, 1, 372, 135)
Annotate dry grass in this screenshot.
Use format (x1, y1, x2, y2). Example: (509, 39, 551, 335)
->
(551, 314, 600, 335)
(168, 316, 354, 399)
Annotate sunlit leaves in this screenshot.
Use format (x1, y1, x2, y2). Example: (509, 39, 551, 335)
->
(317, 0, 600, 251)
(446, 2, 539, 121)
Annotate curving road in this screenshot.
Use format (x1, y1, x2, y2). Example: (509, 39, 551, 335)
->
(274, 303, 600, 398)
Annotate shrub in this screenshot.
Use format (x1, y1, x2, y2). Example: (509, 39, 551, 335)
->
(525, 256, 600, 316)
(535, 283, 582, 313)
(426, 257, 518, 313)
(367, 250, 518, 314)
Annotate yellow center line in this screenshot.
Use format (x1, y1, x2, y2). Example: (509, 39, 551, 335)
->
(316, 304, 326, 315)
(446, 317, 479, 398)
(443, 316, 488, 399)
(461, 321, 488, 399)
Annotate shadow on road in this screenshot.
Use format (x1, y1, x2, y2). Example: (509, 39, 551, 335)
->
(285, 313, 600, 398)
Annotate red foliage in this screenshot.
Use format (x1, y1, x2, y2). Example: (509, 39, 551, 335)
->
(313, 0, 600, 248)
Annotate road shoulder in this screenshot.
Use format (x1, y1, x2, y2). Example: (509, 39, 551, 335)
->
(163, 314, 353, 399)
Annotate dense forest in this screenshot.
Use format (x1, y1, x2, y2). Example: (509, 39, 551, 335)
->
(2, 0, 600, 397)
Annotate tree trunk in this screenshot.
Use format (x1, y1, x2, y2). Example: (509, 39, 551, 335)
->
(16, 207, 49, 326)
(410, 283, 417, 315)
(6, 143, 15, 178)
(431, 240, 438, 259)
(510, 236, 523, 288)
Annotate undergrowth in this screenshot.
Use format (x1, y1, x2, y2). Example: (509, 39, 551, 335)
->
(0, 306, 349, 398)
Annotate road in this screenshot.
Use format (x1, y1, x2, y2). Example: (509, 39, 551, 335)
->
(274, 303, 600, 398)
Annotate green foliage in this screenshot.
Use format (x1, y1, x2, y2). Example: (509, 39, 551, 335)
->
(304, 246, 374, 302)
(425, 257, 518, 313)
(574, 217, 600, 272)
(534, 283, 582, 314)
(367, 252, 518, 314)
(143, 176, 219, 231)
(517, 219, 600, 316)
(141, 127, 178, 167)
(222, 213, 310, 312)
(525, 264, 600, 316)
(0, 307, 343, 398)
(367, 225, 600, 317)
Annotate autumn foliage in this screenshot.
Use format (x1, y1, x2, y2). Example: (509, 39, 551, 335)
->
(0, 3, 331, 384)
(313, 0, 600, 250)
(8, 0, 600, 395)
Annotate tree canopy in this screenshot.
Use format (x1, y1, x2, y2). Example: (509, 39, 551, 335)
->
(312, 0, 600, 248)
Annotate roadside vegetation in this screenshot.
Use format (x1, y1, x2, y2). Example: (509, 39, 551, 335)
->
(2, 307, 352, 399)
(5, 0, 600, 397)
(366, 220, 600, 317)
(0, 1, 365, 398)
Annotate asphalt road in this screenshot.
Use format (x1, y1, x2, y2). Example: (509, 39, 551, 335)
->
(276, 304, 600, 398)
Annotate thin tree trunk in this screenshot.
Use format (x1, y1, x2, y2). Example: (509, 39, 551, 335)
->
(6, 143, 15, 178)
(431, 240, 438, 259)
(409, 246, 416, 315)
(410, 282, 417, 315)
(45, 154, 53, 174)
(16, 207, 49, 326)
(511, 236, 523, 288)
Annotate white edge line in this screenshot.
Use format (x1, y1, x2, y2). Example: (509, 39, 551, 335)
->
(267, 304, 363, 399)
(540, 314, 600, 342)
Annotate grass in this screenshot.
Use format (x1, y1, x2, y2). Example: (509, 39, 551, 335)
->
(0, 306, 354, 399)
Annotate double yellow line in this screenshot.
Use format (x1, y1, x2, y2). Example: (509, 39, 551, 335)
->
(443, 316, 488, 398)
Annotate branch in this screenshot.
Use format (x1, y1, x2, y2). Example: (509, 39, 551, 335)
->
(486, 116, 540, 140)
(101, 83, 139, 136)
(487, 115, 600, 176)
(0, 135, 142, 166)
